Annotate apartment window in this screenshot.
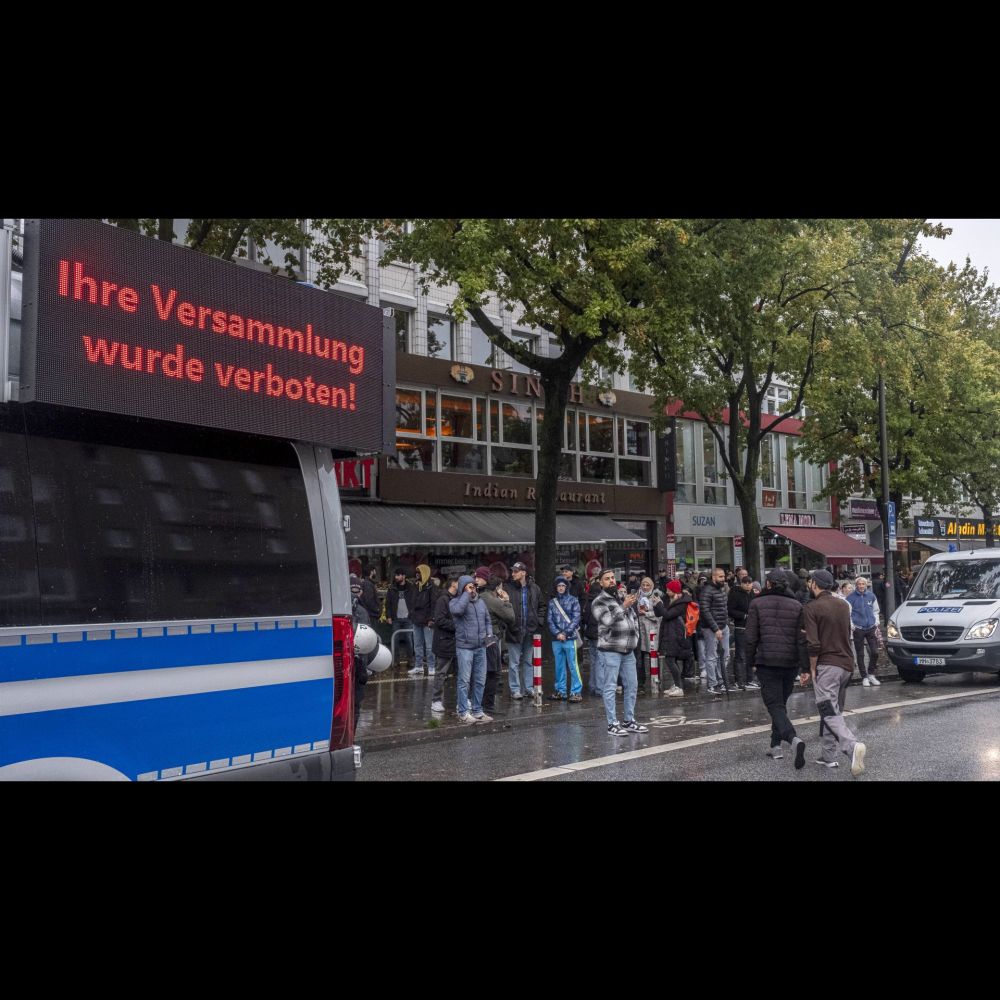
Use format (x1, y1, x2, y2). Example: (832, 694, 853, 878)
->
(469, 322, 496, 368)
(618, 419, 652, 487)
(786, 437, 807, 509)
(809, 461, 829, 511)
(760, 434, 780, 490)
(675, 420, 697, 503)
(393, 310, 411, 353)
(427, 315, 453, 361)
(763, 385, 792, 415)
(507, 330, 540, 374)
(702, 428, 727, 505)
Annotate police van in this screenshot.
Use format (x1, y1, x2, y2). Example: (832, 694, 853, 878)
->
(886, 549, 1000, 683)
(1, 219, 394, 780)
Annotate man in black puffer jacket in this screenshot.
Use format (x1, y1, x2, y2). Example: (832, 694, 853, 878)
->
(744, 569, 810, 768)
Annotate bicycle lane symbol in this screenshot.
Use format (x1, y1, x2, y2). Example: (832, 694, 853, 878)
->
(644, 716, 724, 728)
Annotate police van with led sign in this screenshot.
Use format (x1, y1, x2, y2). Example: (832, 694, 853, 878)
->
(0, 219, 395, 781)
(885, 550, 1000, 683)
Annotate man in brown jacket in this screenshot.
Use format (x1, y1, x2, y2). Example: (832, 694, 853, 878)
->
(803, 570, 867, 777)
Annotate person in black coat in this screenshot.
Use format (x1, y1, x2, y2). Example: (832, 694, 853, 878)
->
(358, 569, 381, 618)
(744, 569, 810, 768)
(349, 575, 370, 730)
(727, 576, 759, 690)
(429, 577, 459, 713)
(652, 580, 694, 695)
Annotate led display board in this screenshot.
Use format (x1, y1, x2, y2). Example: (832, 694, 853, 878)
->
(20, 219, 395, 453)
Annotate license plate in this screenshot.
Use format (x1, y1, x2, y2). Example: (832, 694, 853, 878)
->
(915, 656, 946, 666)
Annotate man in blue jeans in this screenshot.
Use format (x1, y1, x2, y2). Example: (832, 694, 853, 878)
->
(506, 561, 541, 700)
(449, 574, 492, 724)
(699, 567, 731, 694)
(590, 569, 649, 737)
(547, 576, 583, 701)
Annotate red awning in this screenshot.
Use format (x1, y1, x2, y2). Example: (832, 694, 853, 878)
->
(767, 526, 885, 562)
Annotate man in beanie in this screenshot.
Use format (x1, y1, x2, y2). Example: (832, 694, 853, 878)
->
(547, 575, 583, 701)
(384, 567, 417, 669)
(803, 569, 867, 776)
(651, 579, 690, 696)
(507, 561, 542, 700)
(476, 568, 514, 714)
(744, 569, 809, 767)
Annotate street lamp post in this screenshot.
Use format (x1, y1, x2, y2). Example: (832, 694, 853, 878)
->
(878, 373, 896, 619)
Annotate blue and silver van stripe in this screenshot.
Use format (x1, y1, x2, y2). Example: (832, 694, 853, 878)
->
(0, 655, 332, 716)
(0, 619, 333, 683)
(1, 680, 334, 778)
(137, 739, 332, 781)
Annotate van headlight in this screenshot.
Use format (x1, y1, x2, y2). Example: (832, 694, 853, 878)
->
(966, 619, 999, 640)
(887, 620, 900, 640)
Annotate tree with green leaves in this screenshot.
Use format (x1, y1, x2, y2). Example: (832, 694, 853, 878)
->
(631, 218, 882, 579)
(356, 218, 691, 588)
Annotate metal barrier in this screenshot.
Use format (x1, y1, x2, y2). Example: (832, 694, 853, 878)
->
(390, 627, 415, 666)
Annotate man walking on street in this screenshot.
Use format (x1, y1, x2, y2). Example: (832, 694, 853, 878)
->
(449, 574, 493, 724)
(591, 569, 649, 737)
(507, 561, 542, 700)
(803, 570, 867, 776)
(744, 570, 809, 768)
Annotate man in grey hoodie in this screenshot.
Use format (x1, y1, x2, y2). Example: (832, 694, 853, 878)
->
(449, 574, 493, 724)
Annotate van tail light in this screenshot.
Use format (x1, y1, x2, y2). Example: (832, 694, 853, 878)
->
(330, 615, 356, 749)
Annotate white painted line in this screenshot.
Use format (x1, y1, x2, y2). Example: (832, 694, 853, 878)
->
(496, 686, 1000, 781)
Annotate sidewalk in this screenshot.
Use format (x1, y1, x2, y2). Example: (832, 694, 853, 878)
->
(356, 650, 899, 752)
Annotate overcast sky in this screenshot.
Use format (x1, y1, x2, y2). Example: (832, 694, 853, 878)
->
(922, 219, 1000, 283)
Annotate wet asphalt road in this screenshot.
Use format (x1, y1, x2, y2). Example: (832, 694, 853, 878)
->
(357, 673, 1000, 781)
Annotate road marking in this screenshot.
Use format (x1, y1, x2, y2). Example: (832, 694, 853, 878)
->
(495, 685, 1000, 781)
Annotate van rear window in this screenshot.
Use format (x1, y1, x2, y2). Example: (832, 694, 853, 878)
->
(1, 404, 321, 626)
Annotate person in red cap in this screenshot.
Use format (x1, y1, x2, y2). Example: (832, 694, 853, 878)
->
(651, 580, 692, 697)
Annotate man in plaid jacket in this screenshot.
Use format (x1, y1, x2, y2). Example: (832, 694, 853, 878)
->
(590, 568, 649, 737)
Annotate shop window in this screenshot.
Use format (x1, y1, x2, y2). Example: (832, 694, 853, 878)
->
(500, 401, 532, 445)
(586, 414, 614, 454)
(395, 388, 423, 434)
(809, 461, 829, 511)
(490, 447, 534, 478)
(440, 395, 481, 441)
(441, 441, 486, 473)
(580, 455, 614, 483)
(618, 459, 652, 487)
(390, 438, 434, 471)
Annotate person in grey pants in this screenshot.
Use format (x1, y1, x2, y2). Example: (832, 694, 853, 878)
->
(803, 570, 868, 777)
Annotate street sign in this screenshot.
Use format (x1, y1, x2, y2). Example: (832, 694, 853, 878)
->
(733, 535, 743, 568)
(888, 501, 897, 552)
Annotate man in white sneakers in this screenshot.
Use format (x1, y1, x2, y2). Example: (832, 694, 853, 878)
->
(803, 570, 868, 777)
(590, 569, 649, 737)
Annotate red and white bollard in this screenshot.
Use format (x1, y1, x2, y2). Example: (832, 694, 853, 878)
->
(532, 633, 543, 706)
(649, 630, 660, 694)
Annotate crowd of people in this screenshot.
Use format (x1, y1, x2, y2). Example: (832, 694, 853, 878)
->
(351, 558, 910, 760)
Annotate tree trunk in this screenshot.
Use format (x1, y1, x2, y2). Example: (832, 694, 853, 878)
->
(535, 372, 571, 593)
(734, 483, 762, 580)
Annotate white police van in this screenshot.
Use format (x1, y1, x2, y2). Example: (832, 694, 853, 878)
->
(1, 219, 394, 780)
(886, 549, 1000, 683)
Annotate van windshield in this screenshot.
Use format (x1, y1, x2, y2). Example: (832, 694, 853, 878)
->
(908, 560, 1000, 601)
